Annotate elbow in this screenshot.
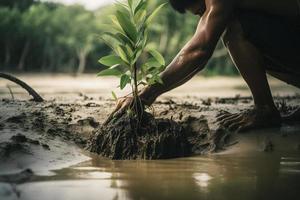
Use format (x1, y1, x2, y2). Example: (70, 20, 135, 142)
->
(193, 48, 213, 65)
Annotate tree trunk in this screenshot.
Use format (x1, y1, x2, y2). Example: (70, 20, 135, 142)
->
(77, 50, 87, 75)
(4, 41, 11, 67)
(18, 40, 31, 71)
(41, 38, 50, 71)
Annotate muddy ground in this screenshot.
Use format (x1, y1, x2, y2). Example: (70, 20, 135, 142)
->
(1, 94, 300, 172)
(0, 75, 300, 195)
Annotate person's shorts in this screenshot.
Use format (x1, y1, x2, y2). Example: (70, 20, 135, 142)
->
(237, 10, 300, 74)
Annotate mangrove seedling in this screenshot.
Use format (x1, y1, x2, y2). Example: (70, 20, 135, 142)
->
(98, 0, 166, 122)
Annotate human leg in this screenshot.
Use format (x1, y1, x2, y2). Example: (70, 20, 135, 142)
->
(218, 20, 282, 132)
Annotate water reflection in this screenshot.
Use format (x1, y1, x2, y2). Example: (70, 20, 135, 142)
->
(18, 180, 126, 200)
(11, 151, 300, 200)
(85, 172, 111, 179)
(193, 173, 212, 188)
(7, 133, 300, 200)
(280, 157, 300, 174)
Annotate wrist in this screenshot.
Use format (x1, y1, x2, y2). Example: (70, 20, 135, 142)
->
(139, 86, 158, 106)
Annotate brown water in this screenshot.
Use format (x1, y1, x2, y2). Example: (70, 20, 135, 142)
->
(9, 127, 300, 200)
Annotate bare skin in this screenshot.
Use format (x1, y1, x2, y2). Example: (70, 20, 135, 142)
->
(109, 0, 300, 132)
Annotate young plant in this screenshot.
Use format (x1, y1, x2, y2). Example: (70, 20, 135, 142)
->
(98, 0, 166, 119)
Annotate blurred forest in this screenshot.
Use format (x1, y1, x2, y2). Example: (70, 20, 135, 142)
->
(0, 0, 237, 75)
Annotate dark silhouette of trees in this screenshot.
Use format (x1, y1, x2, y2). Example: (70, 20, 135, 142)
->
(0, 0, 236, 75)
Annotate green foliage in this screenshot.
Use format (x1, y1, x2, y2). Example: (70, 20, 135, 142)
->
(0, 0, 34, 11)
(111, 91, 118, 101)
(0, 0, 236, 76)
(98, 0, 166, 93)
(98, 55, 123, 67)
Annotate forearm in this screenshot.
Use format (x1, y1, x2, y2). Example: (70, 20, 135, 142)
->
(140, 45, 210, 105)
(139, 0, 234, 106)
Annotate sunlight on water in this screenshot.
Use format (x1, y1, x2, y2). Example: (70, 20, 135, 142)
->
(72, 167, 105, 170)
(85, 172, 112, 179)
(280, 157, 300, 175)
(193, 173, 212, 188)
(2, 151, 300, 200)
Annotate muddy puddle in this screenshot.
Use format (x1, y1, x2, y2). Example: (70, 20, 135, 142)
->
(1, 75, 300, 200)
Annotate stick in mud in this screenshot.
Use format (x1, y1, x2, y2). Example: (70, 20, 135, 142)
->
(0, 72, 44, 102)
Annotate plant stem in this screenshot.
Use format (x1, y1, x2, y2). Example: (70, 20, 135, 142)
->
(133, 63, 138, 99)
(132, 63, 143, 123)
(133, 63, 139, 116)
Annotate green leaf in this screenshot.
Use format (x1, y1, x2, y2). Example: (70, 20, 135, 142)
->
(115, 2, 131, 15)
(146, 74, 155, 85)
(99, 24, 120, 33)
(134, 9, 147, 24)
(146, 66, 158, 73)
(116, 45, 129, 64)
(103, 32, 135, 49)
(132, 47, 143, 64)
(154, 75, 163, 84)
(100, 34, 120, 53)
(97, 68, 123, 76)
(120, 74, 131, 89)
(116, 10, 137, 42)
(116, 33, 134, 48)
(110, 15, 124, 33)
(133, 0, 145, 15)
(98, 55, 123, 67)
(102, 32, 122, 47)
(144, 57, 163, 68)
(146, 74, 163, 85)
(138, 81, 147, 86)
(148, 49, 165, 66)
(125, 45, 134, 59)
(146, 3, 166, 25)
(111, 91, 118, 101)
(100, 33, 114, 50)
(128, 0, 133, 10)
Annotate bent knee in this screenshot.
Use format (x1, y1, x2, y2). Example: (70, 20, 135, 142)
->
(222, 20, 246, 48)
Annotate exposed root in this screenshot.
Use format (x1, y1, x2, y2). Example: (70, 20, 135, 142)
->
(88, 112, 230, 160)
(0, 72, 44, 102)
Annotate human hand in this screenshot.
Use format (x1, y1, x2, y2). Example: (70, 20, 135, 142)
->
(104, 97, 135, 125)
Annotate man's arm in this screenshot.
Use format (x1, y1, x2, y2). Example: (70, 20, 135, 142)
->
(140, 0, 235, 105)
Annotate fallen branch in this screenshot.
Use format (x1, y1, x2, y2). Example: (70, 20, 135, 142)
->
(0, 73, 44, 102)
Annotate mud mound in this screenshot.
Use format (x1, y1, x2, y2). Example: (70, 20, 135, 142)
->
(88, 112, 230, 160)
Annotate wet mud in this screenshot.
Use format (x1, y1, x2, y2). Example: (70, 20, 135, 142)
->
(88, 112, 230, 159)
(0, 94, 299, 164)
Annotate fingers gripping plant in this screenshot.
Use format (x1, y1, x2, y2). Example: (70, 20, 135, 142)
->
(98, 0, 166, 120)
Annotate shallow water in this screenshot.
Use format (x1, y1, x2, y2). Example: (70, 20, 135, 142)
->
(4, 128, 300, 200)
(16, 153, 300, 200)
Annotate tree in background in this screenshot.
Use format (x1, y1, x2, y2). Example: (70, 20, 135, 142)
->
(51, 5, 98, 74)
(0, 0, 34, 11)
(0, 0, 236, 76)
(0, 8, 21, 67)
